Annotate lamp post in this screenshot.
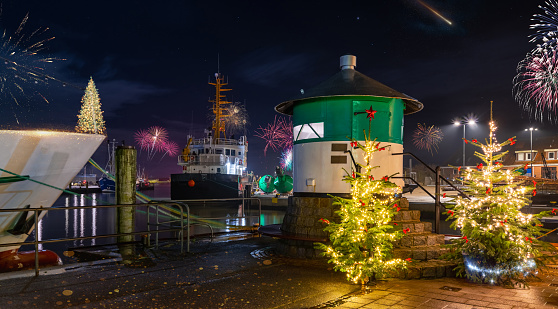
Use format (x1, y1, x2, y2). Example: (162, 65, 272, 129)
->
(454, 117, 477, 166)
(524, 127, 537, 177)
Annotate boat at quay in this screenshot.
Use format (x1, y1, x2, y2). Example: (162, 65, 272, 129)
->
(0, 130, 104, 271)
(171, 72, 250, 200)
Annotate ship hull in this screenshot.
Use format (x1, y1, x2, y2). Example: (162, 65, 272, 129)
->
(0, 130, 105, 253)
(170, 173, 240, 200)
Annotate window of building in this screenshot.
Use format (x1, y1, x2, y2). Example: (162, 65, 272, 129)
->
(548, 151, 556, 160)
(225, 149, 230, 156)
(231, 150, 236, 156)
(215, 149, 223, 154)
(238, 151, 242, 156)
(517, 153, 525, 161)
(293, 122, 324, 141)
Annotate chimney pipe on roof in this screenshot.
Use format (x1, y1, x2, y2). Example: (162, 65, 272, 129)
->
(340, 55, 356, 70)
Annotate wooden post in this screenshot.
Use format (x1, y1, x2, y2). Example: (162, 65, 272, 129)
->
(116, 145, 136, 261)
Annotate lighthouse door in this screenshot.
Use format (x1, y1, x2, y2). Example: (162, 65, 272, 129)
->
(352, 100, 390, 142)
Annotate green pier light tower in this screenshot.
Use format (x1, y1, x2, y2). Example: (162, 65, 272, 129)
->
(275, 55, 423, 196)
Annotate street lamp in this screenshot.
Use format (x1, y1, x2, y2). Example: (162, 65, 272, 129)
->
(524, 127, 538, 177)
(453, 117, 477, 166)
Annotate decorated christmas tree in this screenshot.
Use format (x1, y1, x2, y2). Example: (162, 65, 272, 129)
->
(315, 132, 408, 284)
(444, 105, 557, 286)
(76, 77, 106, 134)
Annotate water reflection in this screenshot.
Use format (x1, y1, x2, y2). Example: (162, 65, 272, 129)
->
(29, 183, 286, 258)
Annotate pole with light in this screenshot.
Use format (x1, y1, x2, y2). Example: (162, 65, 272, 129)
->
(525, 127, 537, 177)
(453, 117, 477, 166)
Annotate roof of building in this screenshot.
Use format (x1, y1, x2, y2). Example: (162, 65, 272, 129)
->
(502, 135, 558, 166)
(275, 68, 423, 116)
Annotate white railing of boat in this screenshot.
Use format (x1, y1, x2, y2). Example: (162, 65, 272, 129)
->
(178, 154, 244, 168)
(189, 137, 246, 146)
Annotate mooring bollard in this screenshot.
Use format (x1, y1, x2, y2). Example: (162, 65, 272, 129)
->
(116, 145, 137, 262)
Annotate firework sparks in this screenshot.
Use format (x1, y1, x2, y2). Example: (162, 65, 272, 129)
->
(134, 126, 170, 160)
(280, 146, 293, 171)
(0, 11, 63, 123)
(513, 48, 558, 122)
(529, 0, 558, 53)
(223, 102, 250, 136)
(416, 0, 453, 26)
(254, 116, 293, 155)
(412, 123, 443, 154)
(160, 140, 179, 160)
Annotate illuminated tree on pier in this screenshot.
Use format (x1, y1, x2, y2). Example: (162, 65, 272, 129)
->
(444, 104, 557, 286)
(76, 77, 105, 134)
(315, 132, 408, 284)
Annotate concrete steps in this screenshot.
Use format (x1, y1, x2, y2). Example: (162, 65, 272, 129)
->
(389, 259, 456, 279)
(387, 198, 456, 278)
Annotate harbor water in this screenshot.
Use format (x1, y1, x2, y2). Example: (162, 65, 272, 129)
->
(22, 183, 285, 261)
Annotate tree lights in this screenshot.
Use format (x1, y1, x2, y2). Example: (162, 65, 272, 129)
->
(444, 106, 557, 286)
(315, 132, 407, 284)
(75, 77, 105, 135)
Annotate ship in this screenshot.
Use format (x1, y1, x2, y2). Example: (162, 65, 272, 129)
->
(170, 73, 249, 200)
(0, 130, 105, 271)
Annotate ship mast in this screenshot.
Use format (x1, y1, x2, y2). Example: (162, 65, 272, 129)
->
(209, 73, 231, 141)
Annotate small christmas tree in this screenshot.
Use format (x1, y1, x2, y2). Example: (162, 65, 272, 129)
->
(76, 77, 106, 134)
(315, 134, 408, 284)
(444, 105, 557, 286)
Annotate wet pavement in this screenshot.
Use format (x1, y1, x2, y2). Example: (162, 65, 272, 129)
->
(0, 234, 557, 308)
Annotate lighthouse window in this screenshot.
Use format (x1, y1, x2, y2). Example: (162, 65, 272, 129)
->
(293, 122, 324, 141)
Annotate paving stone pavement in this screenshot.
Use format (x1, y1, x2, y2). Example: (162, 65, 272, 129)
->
(313, 266, 558, 309)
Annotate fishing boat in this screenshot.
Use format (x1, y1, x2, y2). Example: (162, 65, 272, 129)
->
(0, 130, 105, 271)
(170, 73, 249, 200)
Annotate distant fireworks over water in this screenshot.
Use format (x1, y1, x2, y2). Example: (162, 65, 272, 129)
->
(412, 123, 443, 155)
(135, 126, 178, 160)
(254, 116, 292, 155)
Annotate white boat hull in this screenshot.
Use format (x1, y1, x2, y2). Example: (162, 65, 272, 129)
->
(0, 130, 105, 253)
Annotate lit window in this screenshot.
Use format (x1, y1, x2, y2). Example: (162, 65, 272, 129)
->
(294, 122, 324, 141)
(517, 153, 524, 161)
(548, 152, 555, 160)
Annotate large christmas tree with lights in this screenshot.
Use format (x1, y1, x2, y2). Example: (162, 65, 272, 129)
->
(444, 106, 557, 286)
(76, 77, 105, 134)
(316, 133, 408, 284)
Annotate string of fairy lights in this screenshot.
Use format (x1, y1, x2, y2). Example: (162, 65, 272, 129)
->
(445, 103, 552, 285)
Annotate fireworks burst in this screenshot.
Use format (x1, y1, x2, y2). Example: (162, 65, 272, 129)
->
(224, 102, 249, 136)
(254, 116, 293, 155)
(280, 146, 293, 171)
(160, 140, 179, 160)
(134, 126, 170, 160)
(514, 48, 558, 122)
(0, 11, 63, 123)
(412, 123, 443, 155)
(529, 0, 558, 53)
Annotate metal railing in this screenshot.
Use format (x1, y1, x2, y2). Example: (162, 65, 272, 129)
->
(392, 152, 470, 234)
(0, 201, 191, 277)
(0, 196, 262, 277)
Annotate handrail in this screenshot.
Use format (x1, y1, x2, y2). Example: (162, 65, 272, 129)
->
(392, 152, 471, 233)
(0, 201, 189, 277)
(0, 197, 263, 277)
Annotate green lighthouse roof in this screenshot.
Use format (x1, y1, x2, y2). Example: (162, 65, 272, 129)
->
(275, 56, 423, 115)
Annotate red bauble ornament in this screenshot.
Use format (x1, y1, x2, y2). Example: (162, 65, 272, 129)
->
(188, 179, 195, 187)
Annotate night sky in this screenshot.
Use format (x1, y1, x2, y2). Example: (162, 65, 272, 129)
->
(0, 1, 552, 178)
